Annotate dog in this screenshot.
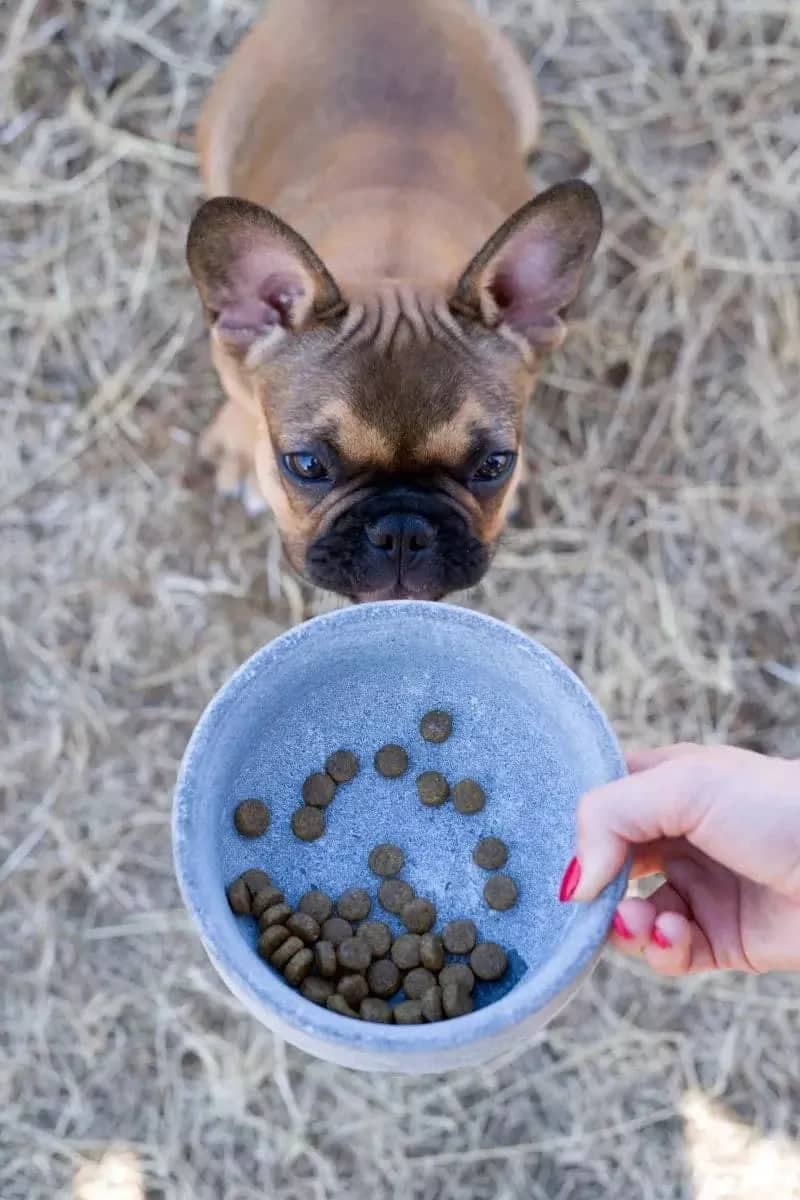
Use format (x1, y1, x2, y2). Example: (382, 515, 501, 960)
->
(187, 0, 601, 602)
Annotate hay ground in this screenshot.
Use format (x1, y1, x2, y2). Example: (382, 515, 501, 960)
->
(2, 1, 800, 1197)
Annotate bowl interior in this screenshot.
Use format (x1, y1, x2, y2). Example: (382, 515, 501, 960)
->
(175, 602, 625, 1053)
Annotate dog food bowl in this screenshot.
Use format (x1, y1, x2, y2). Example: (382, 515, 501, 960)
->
(173, 601, 627, 1073)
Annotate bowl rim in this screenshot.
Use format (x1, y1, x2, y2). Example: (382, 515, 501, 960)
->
(173, 600, 629, 1057)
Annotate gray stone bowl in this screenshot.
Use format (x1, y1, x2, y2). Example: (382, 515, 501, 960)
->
(173, 601, 627, 1073)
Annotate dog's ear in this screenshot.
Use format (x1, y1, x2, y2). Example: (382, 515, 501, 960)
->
(450, 181, 602, 351)
(186, 197, 346, 354)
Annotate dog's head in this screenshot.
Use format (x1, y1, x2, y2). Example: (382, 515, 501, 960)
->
(187, 183, 601, 600)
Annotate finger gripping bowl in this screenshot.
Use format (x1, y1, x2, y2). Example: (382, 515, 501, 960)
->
(173, 602, 628, 1073)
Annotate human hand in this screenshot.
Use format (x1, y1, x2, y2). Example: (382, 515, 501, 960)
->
(560, 744, 800, 975)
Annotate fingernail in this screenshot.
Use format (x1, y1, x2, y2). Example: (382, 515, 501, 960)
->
(612, 912, 635, 939)
(651, 925, 672, 950)
(559, 857, 582, 902)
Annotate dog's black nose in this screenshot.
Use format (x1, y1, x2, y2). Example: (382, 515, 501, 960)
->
(365, 513, 435, 562)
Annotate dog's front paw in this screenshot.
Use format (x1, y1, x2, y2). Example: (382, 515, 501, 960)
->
(198, 401, 268, 515)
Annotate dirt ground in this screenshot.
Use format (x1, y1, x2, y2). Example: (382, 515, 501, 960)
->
(2, 1, 800, 1197)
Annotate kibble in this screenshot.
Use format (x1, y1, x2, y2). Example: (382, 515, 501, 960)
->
(300, 976, 335, 1005)
(484, 875, 518, 911)
(314, 940, 338, 979)
(439, 963, 475, 994)
(374, 744, 409, 778)
(368, 843, 405, 877)
(473, 837, 508, 870)
(378, 878, 415, 915)
(360, 997, 393, 1023)
(257, 925, 290, 959)
(284, 948, 314, 986)
(394, 1000, 424, 1025)
(421, 986, 444, 1022)
(470, 942, 509, 981)
(452, 779, 485, 815)
(358, 921, 392, 959)
(442, 983, 474, 1018)
(401, 898, 436, 934)
(233, 799, 270, 837)
(367, 958, 401, 999)
(442, 919, 477, 955)
(287, 912, 321, 944)
(337, 974, 369, 1007)
(291, 806, 325, 842)
(325, 750, 359, 783)
(298, 889, 333, 923)
(391, 933, 421, 970)
(241, 868, 272, 895)
(419, 709, 452, 743)
(327, 995, 359, 1019)
(258, 902, 293, 931)
(321, 916, 353, 945)
(251, 886, 285, 918)
(226, 878, 251, 915)
(302, 772, 336, 808)
(416, 771, 449, 807)
(403, 967, 437, 1000)
(419, 933, 445, 972)
(337, 937, 372, 974)
(336, 888, 371, 922)
(270, 935, 304, 970)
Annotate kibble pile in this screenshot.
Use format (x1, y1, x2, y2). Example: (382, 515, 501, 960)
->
(226, 710, 518, 1025)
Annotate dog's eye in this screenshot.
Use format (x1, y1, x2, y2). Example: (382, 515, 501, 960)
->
(283, 453, 329, 482)
(473, 452, 515, 482)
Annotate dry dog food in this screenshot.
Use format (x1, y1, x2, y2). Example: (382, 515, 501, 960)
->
(321, 916, 353, 945)
(324, 750, 359, 783)
(226, 878, 251, 915)
(391, 933, 421, 970)
(337, 937, 372, 974)
(401, 898, 436, 934)
(416, 771, 449, 806)
(241, 868, 272, 895)
(403, 967, 437, 1000)
(470, 942, 509, 981)
(298, 889, 333, 923)
(302, 772, 336, 808)
(314, 940, 338, 978)
(257, 925, 289, 959)
(374, 744, 409, 777)
(394, 1000, 424, 1025)
(337, 974, 369, 1007)
(368, 843, 405, 877)
(291, 806, 325, 842)
(442, 982, 473, 1018)
(301, 976, 335, 1004)
(358, 920, 392, 958)
(336, 888, 371, 922)
(251, 886, 285, 918)
(327, 994, 359, 1019)
(258, 902, 292, 931)
(284, 947, 314, 986)
(360, 997, 393, 1023)
(419, 709, 452, 743)
(442, 919, 477, 955)
(378, 878, 415, 914)
(439, 963, 475, 994)
(452, 779, 485, 815)
(483, 875, 518, 911)
(233, 799, 270, 837)
(367, 958, 401, 998)
(419, 933, 445, 971)
(421, 986, 444, 1022)
(473, 837, 508, 870)
(286, 912, 321, 944)
(270, 935, 304, 970)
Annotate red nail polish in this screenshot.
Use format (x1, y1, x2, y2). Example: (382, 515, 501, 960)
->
(612, 912, 635, 939)
(559, 857, 582, 902)
(651, 925, 672, 949)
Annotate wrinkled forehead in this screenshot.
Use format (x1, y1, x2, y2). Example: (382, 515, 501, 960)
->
(262, 342, 521, 468)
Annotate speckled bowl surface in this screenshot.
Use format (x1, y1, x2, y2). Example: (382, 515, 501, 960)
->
(173, 601, 627, 1073)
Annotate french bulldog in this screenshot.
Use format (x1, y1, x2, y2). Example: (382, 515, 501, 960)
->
(188, 0, 601, 601)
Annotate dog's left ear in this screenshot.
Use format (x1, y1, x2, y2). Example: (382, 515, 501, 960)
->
(450, 181, 602, 351)
(186, 197, 346, 355)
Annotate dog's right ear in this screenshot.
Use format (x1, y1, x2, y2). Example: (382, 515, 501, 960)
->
(186, 197, 346, 355)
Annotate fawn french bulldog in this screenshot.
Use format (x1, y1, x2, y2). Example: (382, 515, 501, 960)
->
(188, 0, 601, 601)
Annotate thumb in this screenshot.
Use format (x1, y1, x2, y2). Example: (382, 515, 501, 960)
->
(569, 758, 703, 901)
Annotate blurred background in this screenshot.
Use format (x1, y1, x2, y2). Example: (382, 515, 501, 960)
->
(2, 1, 800, 1197)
